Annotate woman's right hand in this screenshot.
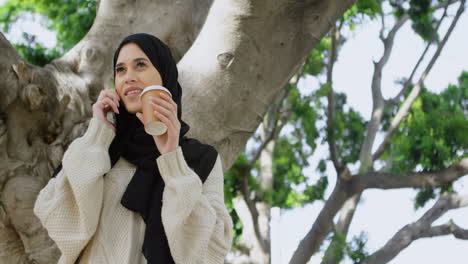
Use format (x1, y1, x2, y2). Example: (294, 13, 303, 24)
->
(92, 89, 121, 131)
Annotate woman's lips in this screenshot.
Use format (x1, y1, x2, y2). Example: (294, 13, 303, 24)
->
(126, 90, 142, 99)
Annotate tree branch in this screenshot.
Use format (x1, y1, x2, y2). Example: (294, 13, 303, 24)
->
(320, 157, 467, 263)
(421, 221, 468, 239)
(245, 67, 304, 172)
(289, 157, 467, 264)
(0, 35, 20, 123)
(377, 15, 408, 83)
(373, 0, 466, 161)
(326, 25, 342, 174)
(419, 193, 468, 223)
(239, 169, 270, 253)
(385, 0, 452, 106)
(363, 193, 468, 264)
(246, 87, 290, 171)
(289, 180, 352, 264)
(379, 13, 386, 41)
(358, 13, 408, 170)
(179, 0, 358, 168)
(354, 158, 468, 191)
(321, 12, 409, 264)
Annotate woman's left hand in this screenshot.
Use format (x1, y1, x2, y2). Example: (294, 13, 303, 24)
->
(136, 93, 180, 155)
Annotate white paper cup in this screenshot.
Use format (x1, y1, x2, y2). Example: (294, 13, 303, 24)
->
(139, 85, 172, 136)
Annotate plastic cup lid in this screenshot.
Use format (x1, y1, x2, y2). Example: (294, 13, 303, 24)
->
(139, 85, 172, 100)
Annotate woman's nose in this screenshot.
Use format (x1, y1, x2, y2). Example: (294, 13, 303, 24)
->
(124, 70, 137, 83)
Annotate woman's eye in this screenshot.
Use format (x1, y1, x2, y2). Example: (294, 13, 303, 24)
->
(137, 62, 146, 68)
(115, 67, 125, 73)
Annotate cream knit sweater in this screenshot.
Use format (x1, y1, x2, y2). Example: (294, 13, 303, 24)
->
(33, 118, 233, 264)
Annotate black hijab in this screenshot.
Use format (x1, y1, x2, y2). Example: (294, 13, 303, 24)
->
(110, 33, 218, 264)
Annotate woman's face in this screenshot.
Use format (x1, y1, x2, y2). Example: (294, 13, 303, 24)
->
(114, 42, 163, 114)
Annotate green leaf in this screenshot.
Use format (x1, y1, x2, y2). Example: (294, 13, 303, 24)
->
(0, 0, 97, 65)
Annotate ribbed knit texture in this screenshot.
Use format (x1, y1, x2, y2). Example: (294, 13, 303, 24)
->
(34, 118, 233, 264)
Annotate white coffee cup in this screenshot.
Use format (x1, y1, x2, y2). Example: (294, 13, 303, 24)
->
(139, 85, 172, 136)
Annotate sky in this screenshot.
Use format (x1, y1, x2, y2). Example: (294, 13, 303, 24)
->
(1, 1, 467, 264)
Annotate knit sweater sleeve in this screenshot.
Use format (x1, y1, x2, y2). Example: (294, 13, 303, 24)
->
(33, 118, 115, 264)
(157, 147, 233, 264)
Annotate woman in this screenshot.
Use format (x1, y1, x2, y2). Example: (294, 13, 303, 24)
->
(33, 33, 233, 264)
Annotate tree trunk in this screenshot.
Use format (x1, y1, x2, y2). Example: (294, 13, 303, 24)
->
(0, 0, 356, 262)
